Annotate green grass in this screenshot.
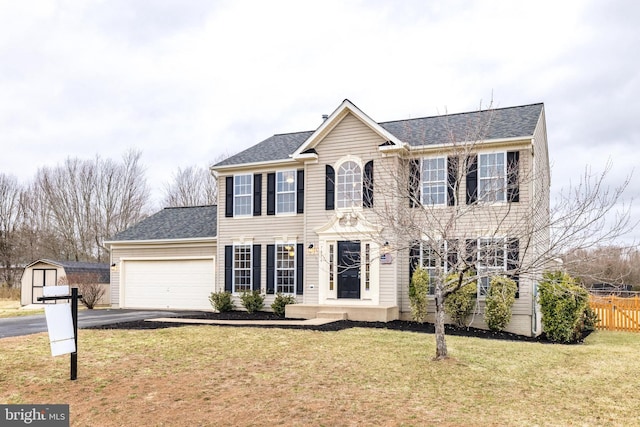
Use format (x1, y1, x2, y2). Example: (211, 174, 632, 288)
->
(1, 326, 639, 426)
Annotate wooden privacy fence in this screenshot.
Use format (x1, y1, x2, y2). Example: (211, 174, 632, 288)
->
(589, 295, 640, 332)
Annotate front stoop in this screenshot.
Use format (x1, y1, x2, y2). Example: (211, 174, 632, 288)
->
(286, 304, 399, 322)
(316, 311, 348, 320)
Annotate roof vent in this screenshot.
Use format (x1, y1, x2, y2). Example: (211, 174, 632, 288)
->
(322, 114, 328, 121)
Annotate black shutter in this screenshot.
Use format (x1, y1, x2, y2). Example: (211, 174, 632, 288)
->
(297, 169, 304, 214)
(267, 173, 275, 215)
(296, 243, 304, 295)
(447, 156, 459, 206)
(409, 159, 420, 207)
(266, 245, 275, 294)
(507, 151, 520, 203)
(409, 241, 420, 281)
(465, 239, 477, 270)
(253, 174, 262, 216)
(224, 245, 233, 292)
(507, 238, 520, 298)
(252, 244, 261, 292)
(446, 239, 459, 271)
(225, 177, 234, 217)
(363, 160, 374, 208)
(466, 155, 478, 205)
(325, 165, 335, 210)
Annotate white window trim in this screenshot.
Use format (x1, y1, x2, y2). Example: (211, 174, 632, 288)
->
(275, 241, 297, 295)
(476, 237, 507, 298)
(478, 152, 506, 204)
(334, 156, 363, 211)
(420, 240, 448, 296)
(421, 156, 447, 206)
(232, 243, 252, 294)
(275, 170, 296, 215)
(233, 173, 253, 217)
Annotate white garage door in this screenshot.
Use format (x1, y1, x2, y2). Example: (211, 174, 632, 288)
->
(122, 259, 215, 310)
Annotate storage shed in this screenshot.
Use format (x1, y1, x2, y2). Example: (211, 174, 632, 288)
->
(21, 259, 110, 306)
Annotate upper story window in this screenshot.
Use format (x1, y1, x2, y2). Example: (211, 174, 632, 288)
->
(337, 161, 362, 209)
(233, 174, 253, 216)
(422, 157, 447, 205)
(276, 171, 296, 214)
(478, 153, 506, 203)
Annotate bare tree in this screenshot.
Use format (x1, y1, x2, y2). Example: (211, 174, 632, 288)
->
(365, 106, 632, 360)
(0, 174, 23, 287)
(24, 150, 150, 263)
(162, 153, 230, 207)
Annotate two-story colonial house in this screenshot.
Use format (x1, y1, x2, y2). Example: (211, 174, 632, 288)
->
(212, 99, 549, 336)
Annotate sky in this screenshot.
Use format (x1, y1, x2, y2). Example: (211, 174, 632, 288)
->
(1, 0, 638, 242)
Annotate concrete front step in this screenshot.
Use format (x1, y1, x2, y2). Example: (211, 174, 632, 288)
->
(316, 311, 348, 320)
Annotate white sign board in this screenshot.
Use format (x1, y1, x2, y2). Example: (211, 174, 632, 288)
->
(43, 286, 76, 356)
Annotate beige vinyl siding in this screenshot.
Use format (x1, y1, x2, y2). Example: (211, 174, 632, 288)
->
(110, 241, 216, 308)
(217, 166, 305, 301)
(304, 112, 395, 305)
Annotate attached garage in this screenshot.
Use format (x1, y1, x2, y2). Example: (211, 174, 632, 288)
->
(121, 258, 215, 310)
(105, 205, 218, 311)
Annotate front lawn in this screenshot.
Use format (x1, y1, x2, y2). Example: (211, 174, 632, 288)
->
(1, 326, 638, 426)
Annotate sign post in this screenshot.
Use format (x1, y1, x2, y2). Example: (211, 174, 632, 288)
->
(38, 287, 82, 381)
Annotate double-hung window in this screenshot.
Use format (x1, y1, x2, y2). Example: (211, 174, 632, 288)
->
(422, 157, 446, 205)
(421, 241, 446, 295)
(276, 171, 296, 214)
(276, 243, 296, 294)
(477, 238, 506, 296)
(233, 174, 252, 216)
(478, 153, 506, 203)
(337, 161, 362, 209)
(233, 244, 252, 293)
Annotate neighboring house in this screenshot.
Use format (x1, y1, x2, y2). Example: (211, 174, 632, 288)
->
(104, 205, 217, 310)
(211, 99, 549, 336)
(21, 259, 110, 306)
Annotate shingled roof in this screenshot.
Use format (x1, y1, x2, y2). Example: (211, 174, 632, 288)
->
(26, 260, 110, 283)
(214, 103, 543, 167)
(108, 205, 217, 241)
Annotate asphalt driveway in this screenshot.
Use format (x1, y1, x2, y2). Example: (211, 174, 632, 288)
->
(0, 309, 206, 339)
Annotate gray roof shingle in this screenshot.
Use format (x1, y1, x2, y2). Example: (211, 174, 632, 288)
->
(37, 260, 110, 283)
(214, 103, 543, 167)
(109, 205, 217, 241)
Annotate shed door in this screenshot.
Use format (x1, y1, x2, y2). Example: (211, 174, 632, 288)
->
(32, 269, 58, 304)
(122, 259, 215, 310)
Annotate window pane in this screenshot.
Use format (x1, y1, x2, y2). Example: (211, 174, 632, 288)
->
(422, 157, 446, 205)
(234, 174, 252, 215)
(276, 171, 296, 214)
(276, 244, 296, 294)
(337, 161, 362, 208)
(233, 245, 252, 293)
(478, 153, 505, 202)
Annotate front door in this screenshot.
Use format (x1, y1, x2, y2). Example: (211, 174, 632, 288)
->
(337, 241, 361, 299)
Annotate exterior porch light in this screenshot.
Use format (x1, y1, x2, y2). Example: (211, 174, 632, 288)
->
(110, 263, 117, 271)
(307, 243, 317, 255)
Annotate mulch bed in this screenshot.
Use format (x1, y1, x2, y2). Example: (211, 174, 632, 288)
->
(86, 310, 594, 343)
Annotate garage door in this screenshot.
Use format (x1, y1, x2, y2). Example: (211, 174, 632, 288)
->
(122, 259, 215, 310)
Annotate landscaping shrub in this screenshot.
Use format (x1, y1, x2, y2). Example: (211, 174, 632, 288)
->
(271, 293, 296, 317)
(240, 290, 265, 314)
(409, 267, 429, 323)
(444, 274, 477, 327)
(484, 275, 517, 331)
(209, 291, 235, 312)
(538, 271, 592, 343)
(78, 283, 106, 309)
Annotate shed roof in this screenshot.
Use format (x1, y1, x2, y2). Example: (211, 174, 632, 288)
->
(25, 259, 110, 284)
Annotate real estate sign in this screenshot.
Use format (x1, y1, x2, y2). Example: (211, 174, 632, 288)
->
(43, 286, 76, 356)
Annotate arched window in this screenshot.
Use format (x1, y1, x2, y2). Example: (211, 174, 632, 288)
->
(337, 161, 362, 209)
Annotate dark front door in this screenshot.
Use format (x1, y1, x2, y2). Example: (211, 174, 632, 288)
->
(337, 241, 361, 299)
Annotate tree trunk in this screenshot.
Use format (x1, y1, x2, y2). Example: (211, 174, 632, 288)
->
(434, 288, 449, 360)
